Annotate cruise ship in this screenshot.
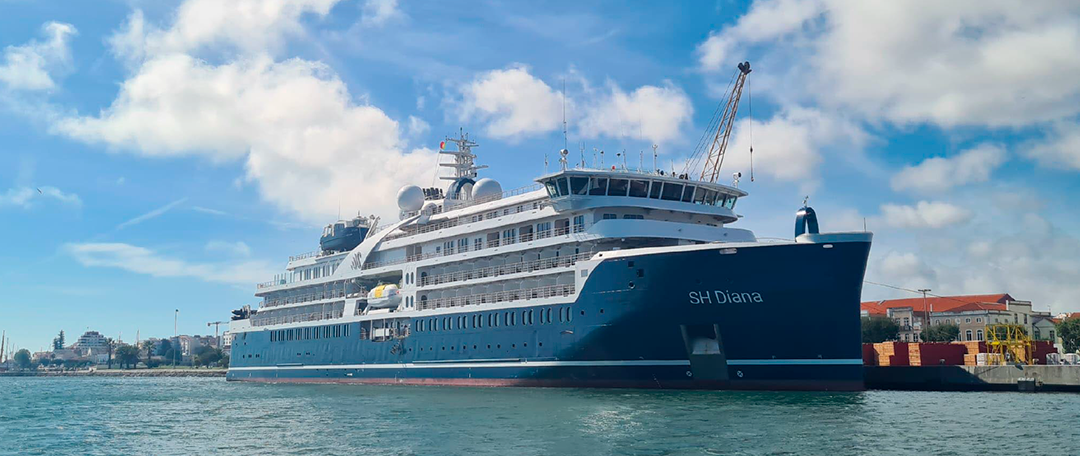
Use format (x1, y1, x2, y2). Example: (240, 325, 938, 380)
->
(226, 130, 873, 390)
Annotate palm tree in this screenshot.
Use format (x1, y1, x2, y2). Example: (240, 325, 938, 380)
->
(105, 337, 116, 369)
(141, 340, 156, 368)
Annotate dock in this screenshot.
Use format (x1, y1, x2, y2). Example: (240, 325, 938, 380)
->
(865, 365, 1080, 392)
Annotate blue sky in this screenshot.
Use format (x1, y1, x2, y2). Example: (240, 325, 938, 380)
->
(2, 0, 1079, 351)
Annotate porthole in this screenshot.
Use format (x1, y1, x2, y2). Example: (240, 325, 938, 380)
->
(628, 281, 635, 289)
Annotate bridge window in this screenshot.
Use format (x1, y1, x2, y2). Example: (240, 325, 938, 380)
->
(556, 178, 569, 197)
(570, 177, 589, 195)
(588, 178, 607, 195)
(607, 179, 629, 196)
(693, 188, 708, 205)
(544, 179, 558, 198)
(725, 196, 737, 209)
(629, 180, 649, 197)
(623, 214, 644, 220)
(661, 183, 682, 201)
(602, 213, 616, 220)
(681, 185, 696, 202)
(649, 181, 662, 199)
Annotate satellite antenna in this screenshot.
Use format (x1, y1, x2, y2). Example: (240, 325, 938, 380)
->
(559, 148, 569, 171)
(733, 172, 742, 187)
(652, 144, 658, 174)
(561, 79, 568, 152)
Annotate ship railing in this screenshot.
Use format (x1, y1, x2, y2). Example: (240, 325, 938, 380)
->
(360, 226, 582, 271)
(289, 250, 320, 262)
(261, 287, 364, 308)
(250, 310, 345, 327)
(418, 283, 575, 311)
(382, 194, 549, 242)
(419, 251, 594, 287)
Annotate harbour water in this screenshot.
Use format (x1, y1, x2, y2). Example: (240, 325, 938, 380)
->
(2, 377, 1078, 455)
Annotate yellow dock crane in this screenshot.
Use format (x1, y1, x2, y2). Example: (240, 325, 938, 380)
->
(984, 324, 1034, 365)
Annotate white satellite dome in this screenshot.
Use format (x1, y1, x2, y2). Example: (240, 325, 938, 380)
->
(471, 178, 502, 201)
(397, 185, 424, 211)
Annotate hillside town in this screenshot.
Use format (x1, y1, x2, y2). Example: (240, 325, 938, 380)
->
(0, 329, 231, 371)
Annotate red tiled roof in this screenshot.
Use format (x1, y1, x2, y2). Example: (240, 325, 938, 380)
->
(860, 293, 1013, 315)
(934, 302, 1007, 313)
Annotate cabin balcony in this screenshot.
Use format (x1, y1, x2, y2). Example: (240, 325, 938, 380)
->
(417, 283, 575, 311)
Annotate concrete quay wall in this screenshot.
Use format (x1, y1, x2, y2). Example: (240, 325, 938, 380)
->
(866, 365, 1080, 392)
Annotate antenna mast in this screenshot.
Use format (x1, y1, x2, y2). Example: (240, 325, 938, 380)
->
(438, 130, 486, 181)
(693, 61, 752, 183)
(561, 79, 568, 152)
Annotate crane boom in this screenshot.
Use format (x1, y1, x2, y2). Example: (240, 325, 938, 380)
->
(699, 61, 752, 183)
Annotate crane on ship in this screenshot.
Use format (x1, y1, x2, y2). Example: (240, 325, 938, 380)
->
(685, 61, 753, 184)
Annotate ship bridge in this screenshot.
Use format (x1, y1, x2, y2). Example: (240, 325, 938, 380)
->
(536, 169, 747, 224)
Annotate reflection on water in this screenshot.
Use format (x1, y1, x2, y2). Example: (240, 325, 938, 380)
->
(1, 377, 1077, 456)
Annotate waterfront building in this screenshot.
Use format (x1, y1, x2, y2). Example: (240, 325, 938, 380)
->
(71, 331, 109, 357)
(861, 294, 1040, 342)
(171, 335, 219, 356)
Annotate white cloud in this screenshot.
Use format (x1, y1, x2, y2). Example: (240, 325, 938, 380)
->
(455, 65, 564, 140)
(0, 185, 81, 208)
(116, 197, 187, 230)
(66, 242, 273, 286)
(407, 115, 430, 137)
(56, 0, 436, 222)
(716, 106, 867, 182)
(579, 82, 693, 145)
(891, 143, 1008, 193)
(108, 0, 339, 64)
(0, 22, 77, 91)
(697, 0, 824, 72)
(880, 201, 973, 229)
(457, 65, 694, 145)
(360, 0, 402, 27)
(205, 240, 252, 257)
(872, 251, 938, 292)
(701, 1, 1080, 128)
(1026, 122, 1080, 171)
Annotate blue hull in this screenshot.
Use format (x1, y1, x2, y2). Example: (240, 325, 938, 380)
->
(229, 240, 871, 390)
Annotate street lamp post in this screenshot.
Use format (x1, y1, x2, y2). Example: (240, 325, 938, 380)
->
(918, 289, 931, 341)
(173, 309, 178, 369)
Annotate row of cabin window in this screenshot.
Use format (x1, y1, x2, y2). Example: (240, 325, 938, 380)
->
(414, 307, 573, 332)
(295, 263, 335, 282)
(270, 324, 349, 342)
(432, 216, 586, 255)
(544, 176, 737, 209)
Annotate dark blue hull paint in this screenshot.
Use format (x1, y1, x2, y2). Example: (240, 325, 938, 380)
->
(229, 241, 871, 391)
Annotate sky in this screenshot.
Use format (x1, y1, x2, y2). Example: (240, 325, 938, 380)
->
(1, 0, 1079, 352)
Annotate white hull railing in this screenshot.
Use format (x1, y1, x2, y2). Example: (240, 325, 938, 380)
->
(251, 310, 345, 327)
(360, 225, 584, 271)
(262, 287, 364, 309)
(384, 192, 548, 242)
(419, 251, 593, 287)
(419, 283, 575, 311)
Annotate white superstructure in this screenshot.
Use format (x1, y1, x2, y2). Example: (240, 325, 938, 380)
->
(234, 133, 753, 335)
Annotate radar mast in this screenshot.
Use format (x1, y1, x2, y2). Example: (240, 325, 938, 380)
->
(439, 130, 487, 181)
